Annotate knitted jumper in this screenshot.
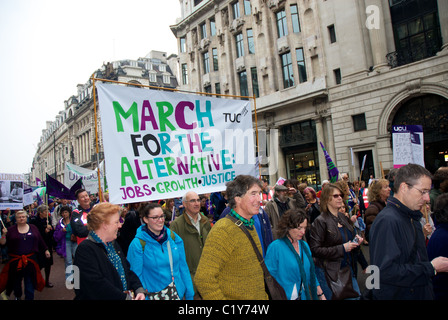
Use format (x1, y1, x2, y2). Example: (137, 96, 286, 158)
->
(194, 217, 268, 300)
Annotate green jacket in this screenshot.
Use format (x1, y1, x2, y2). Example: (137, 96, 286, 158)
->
(169, 212, 211, 280)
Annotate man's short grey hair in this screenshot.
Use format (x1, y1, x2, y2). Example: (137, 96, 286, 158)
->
(394, 163, 432, 193)
(182, 191, 197, 203)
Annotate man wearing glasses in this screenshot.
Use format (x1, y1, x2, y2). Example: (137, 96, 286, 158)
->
(369, 163, 448, 299)
(170, 191, 211, 298)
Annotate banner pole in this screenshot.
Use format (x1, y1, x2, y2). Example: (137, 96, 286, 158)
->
(92, 76, 103, 202)
(253, 94, 261, 178)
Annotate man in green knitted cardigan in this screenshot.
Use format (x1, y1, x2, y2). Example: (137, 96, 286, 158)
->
(194, 175, 269, 300)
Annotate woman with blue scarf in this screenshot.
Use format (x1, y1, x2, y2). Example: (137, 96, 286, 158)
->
(73, 203, 145, 300)
(265, 209, 325, 300)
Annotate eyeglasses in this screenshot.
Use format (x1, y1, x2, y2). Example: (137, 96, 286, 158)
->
(332, 194, 343, 199)
(147, 214, 166, 221)
(406, 183, 430, 196)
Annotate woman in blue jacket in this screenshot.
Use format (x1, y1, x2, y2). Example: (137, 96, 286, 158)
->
(265, 209, 325, 300)
(127, 202, 194, 300)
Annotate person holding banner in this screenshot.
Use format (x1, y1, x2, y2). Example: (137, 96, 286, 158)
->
(0, 210, 50, 300)
(71, 189, 93, 244)
(30, 205, 54, 288)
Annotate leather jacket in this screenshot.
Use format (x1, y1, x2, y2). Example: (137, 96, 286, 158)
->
(309, 211, 357, 277)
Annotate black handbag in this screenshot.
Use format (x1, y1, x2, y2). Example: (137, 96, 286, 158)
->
(226, 215, 287, 300)
(323, 261, 359, 300)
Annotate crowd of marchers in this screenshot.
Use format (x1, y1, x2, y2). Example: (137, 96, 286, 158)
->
(1, 163, 448, 300)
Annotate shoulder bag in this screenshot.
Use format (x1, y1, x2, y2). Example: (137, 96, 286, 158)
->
(226, 215, 287, 300)
(140, 237, 180, 300)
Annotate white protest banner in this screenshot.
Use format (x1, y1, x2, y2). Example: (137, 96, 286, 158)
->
(0, 173, 24, 210)
(64, 162, 105, 194)
(392, 125, 424, 168)
(96, 82, 257, 204)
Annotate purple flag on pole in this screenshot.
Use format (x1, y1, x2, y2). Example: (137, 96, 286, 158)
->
(46, 174, 77, 200)
(320, 142, 339, 183)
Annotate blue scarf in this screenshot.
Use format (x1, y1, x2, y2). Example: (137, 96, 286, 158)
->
(282, 237, 318, 300)
(89, 230, 127, 291)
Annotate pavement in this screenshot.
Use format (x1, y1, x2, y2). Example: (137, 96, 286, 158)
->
(357, 243, 370, 293)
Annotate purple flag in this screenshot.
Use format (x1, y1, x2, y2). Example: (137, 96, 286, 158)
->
(46, 174, 77, 200)
(320, 142, 339, 183)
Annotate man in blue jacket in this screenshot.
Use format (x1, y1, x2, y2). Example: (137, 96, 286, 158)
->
(369, 164, 448, 299)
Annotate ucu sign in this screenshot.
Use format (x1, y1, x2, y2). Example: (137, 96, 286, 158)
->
(393, 126, 408, 132)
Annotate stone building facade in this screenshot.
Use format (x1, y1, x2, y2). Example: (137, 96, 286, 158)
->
(170, 0, 448, 187)
(31, 51, 178, 184)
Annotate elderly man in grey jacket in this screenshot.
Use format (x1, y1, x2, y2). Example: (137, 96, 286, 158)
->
(264, 184, 306, 239)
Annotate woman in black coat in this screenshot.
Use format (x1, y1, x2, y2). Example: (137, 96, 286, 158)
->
(73, 202, 145, 300)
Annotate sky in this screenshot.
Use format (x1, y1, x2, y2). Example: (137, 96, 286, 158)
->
(0, 0, 181, 175)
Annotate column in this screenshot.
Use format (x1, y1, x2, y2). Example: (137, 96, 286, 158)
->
(437, 0, 448, 51)
(270, 127, 286, 182)
(314, 117, 328, 182)
(365, 0, 389, 70)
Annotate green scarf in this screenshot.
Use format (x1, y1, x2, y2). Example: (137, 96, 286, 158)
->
(282, 237, 318, 300)
(229, 209, 254, 230)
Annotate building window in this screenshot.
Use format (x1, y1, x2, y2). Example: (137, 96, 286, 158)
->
(328, 24, 337, 43)
(203, 51, 210, 74)
(251, 67, 259, 98)
(180, 37, 186, 52)
(352, 113, 367, 132)
(181, 63, 188, 85)
(291, 4, 301, 33)
(276, 10, 288, 38)
(296, 48, 307, 83)
(194, 0, 203, 6)
(238, 71, 249, 98)
(236, 33, 245, 57)
(334, 68, 341, 84)
(149, 72, 157, 83)
(232, 1, 240, 19)
(204, 85, 212, 95)
(215, 83, 221, 96)
(244, 0, 251, 15)
(392, 12, 442, 65)
(247, 29, 255, 54)
(210, 18, 216, 36)
(281, 52, 295, 88)
(163, 74, 171, 84)
(212, 48, 219, 71)
(200, 22, 207, 39)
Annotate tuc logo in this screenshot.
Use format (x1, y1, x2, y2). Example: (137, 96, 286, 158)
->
(393, 126, 408, 132)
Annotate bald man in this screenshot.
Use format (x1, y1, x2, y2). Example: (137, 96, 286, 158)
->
(170, 191, 211, 296)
